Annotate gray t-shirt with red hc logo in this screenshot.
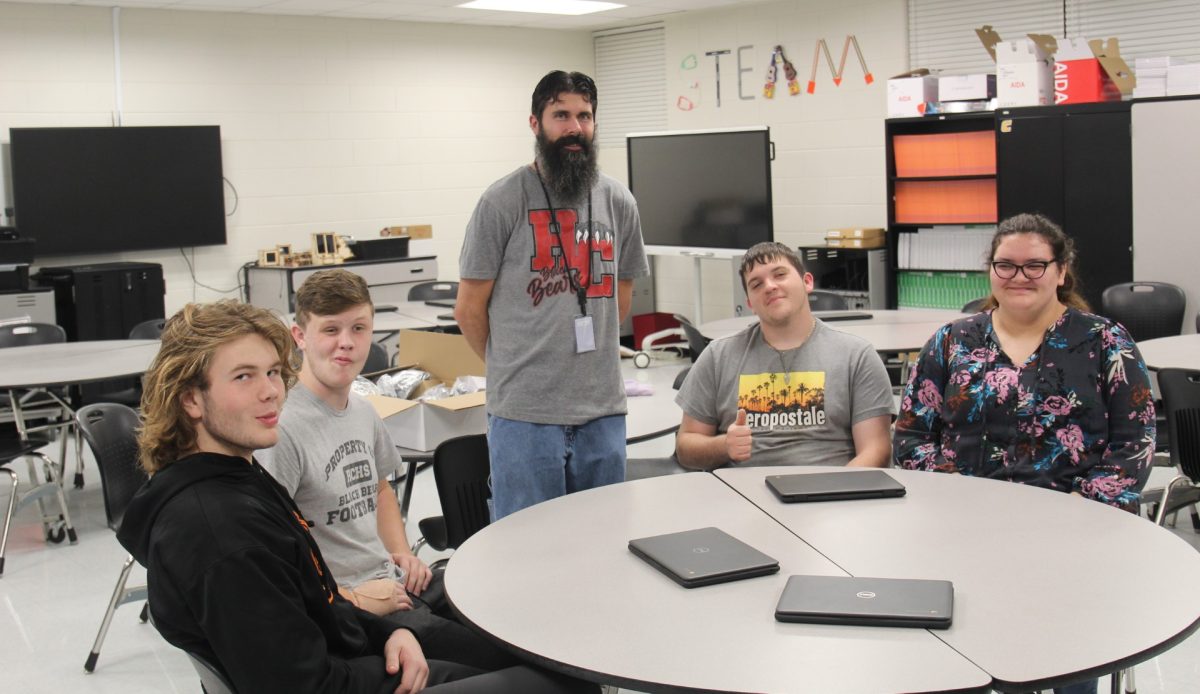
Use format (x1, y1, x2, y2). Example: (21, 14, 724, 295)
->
(459, 165, 649, 425)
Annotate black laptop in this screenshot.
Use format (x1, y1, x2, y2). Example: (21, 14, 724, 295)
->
(775, 575, 954, 629)
(812, 310, 873, 322)
(765, 470, 907, 503)
(628, 527, 780, 588)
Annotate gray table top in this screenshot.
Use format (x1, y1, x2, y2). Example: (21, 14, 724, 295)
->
(714, 466, 1200, 690)
(444, 472, 992, 693)
(0, 340, 160, 388)
(699, 309, 964, 353)
(1137, 334, 1200, 371)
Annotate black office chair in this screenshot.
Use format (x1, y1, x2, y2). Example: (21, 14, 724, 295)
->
(128, 318, 166, 340)
(0, 433, 78, 576)
(673, 366, 691, 390)
(962, 297, 989, 313)
(808, 290, 849, 311)
(363, 342, 391, 376)
(1151, 369, 1200, 531)
(90, 319, 167, 409)
(407, 281, 459, 302)
(411, 434, 491, 562)
(672, 314, 711, 363)
(0, 322, 66, 348)
(1101, 282, 1187, 342)
(186, 651, 237, 694)
(77, 403, 150, 673)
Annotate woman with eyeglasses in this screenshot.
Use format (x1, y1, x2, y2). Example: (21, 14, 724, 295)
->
(894, 213, 1155, 519)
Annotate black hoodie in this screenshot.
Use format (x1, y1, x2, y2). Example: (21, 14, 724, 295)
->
(118, 452, 418, 693)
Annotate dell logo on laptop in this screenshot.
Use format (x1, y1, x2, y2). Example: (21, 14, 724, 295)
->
(856, 591, 876, 599)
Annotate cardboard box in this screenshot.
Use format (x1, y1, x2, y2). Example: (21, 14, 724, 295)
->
(938, 74, 996, 102)
(887, 70, 938, 118)
(1053, 37, 1134, 104)
(976, 27, 1058, 107)
(1166, 63, 1200, 96)
(365, 330, 486, 451)
(997, 40, 1056, 106)
(382, 225, 433, 240)
(826, 236, 885, 249)
(826, 227, 885, 240)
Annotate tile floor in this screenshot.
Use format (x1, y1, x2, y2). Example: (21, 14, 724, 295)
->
(2, 436, 1199, 693)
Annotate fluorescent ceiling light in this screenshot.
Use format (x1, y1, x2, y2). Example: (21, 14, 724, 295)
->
(458, 0, 624, 16)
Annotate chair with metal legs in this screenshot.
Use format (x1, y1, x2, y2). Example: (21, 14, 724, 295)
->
(0, 322, 80, 486)
(76, 403, 150, 673)
(0, 434, 78, 576)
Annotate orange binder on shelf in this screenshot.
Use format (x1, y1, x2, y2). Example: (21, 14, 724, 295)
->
(893, 131, 996, 178)
(894, 179, 997, 224)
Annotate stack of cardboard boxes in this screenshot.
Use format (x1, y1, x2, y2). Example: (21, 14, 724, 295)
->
(886, 26, 1136, 117)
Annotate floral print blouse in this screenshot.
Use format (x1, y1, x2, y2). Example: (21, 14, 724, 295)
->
(894, 308, 1156, 509)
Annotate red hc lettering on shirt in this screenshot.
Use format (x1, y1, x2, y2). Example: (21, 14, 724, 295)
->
(528, 208, 615, 299)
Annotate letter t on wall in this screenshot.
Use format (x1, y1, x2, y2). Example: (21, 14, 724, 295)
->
(706, 49, 731, 106)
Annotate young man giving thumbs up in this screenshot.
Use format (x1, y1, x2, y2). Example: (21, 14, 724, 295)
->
(674, 242, 894, 470)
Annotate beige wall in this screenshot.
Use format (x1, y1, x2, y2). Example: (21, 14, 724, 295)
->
(0, 3, 593, 312)
(623, 0, 908, 321)
(1, 0, 910, 322)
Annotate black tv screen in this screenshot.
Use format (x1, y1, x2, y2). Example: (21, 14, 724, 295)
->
(627, 127, 773, 252)
(9, 125, 227, 256)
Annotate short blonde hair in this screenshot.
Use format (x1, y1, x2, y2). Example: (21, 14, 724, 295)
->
(138, 300, 298, 474)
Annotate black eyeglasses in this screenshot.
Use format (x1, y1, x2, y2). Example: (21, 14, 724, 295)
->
(990, 260, 1056, 280)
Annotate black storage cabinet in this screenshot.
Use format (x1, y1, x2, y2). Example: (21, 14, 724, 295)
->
(995, 101, 1133, 312)
(34, 262, 165, 404)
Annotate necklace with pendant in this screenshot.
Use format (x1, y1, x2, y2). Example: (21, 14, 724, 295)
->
(770, 317, 816, 385)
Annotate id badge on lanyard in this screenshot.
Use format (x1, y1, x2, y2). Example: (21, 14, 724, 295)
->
(574, 314, 596, 353)
(573, 285, 595, 353)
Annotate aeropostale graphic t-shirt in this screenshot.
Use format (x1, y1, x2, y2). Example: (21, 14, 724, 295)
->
(676, 320, 894, 467)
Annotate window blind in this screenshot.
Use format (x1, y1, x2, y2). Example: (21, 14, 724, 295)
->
(593, 23, 667, 149)
(1066, 0, 1200, 63)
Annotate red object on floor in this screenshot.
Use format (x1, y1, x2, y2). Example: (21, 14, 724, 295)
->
(632, 312, 683, 350)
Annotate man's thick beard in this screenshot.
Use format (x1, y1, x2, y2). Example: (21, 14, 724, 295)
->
(535, 130, 598, 204)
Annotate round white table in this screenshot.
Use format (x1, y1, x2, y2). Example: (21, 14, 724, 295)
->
(445, 467, 1200, 693)
(0, 339, 160, 487)
(1136, 334, 1200, 371)
(699, 309, 964, 353)
(0, 340, 160, 388)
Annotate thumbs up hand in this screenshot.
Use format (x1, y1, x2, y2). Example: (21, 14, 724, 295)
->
(726, 408, 753, 462)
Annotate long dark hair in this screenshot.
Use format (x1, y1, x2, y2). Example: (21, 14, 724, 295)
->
(982, 213, 1089, 312)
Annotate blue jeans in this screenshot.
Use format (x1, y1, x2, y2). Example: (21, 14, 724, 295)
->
(487, 414, 626, 521)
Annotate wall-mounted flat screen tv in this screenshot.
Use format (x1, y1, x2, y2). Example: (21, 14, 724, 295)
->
(627, 127, 773, 256)
(9, 125, 227, 256)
